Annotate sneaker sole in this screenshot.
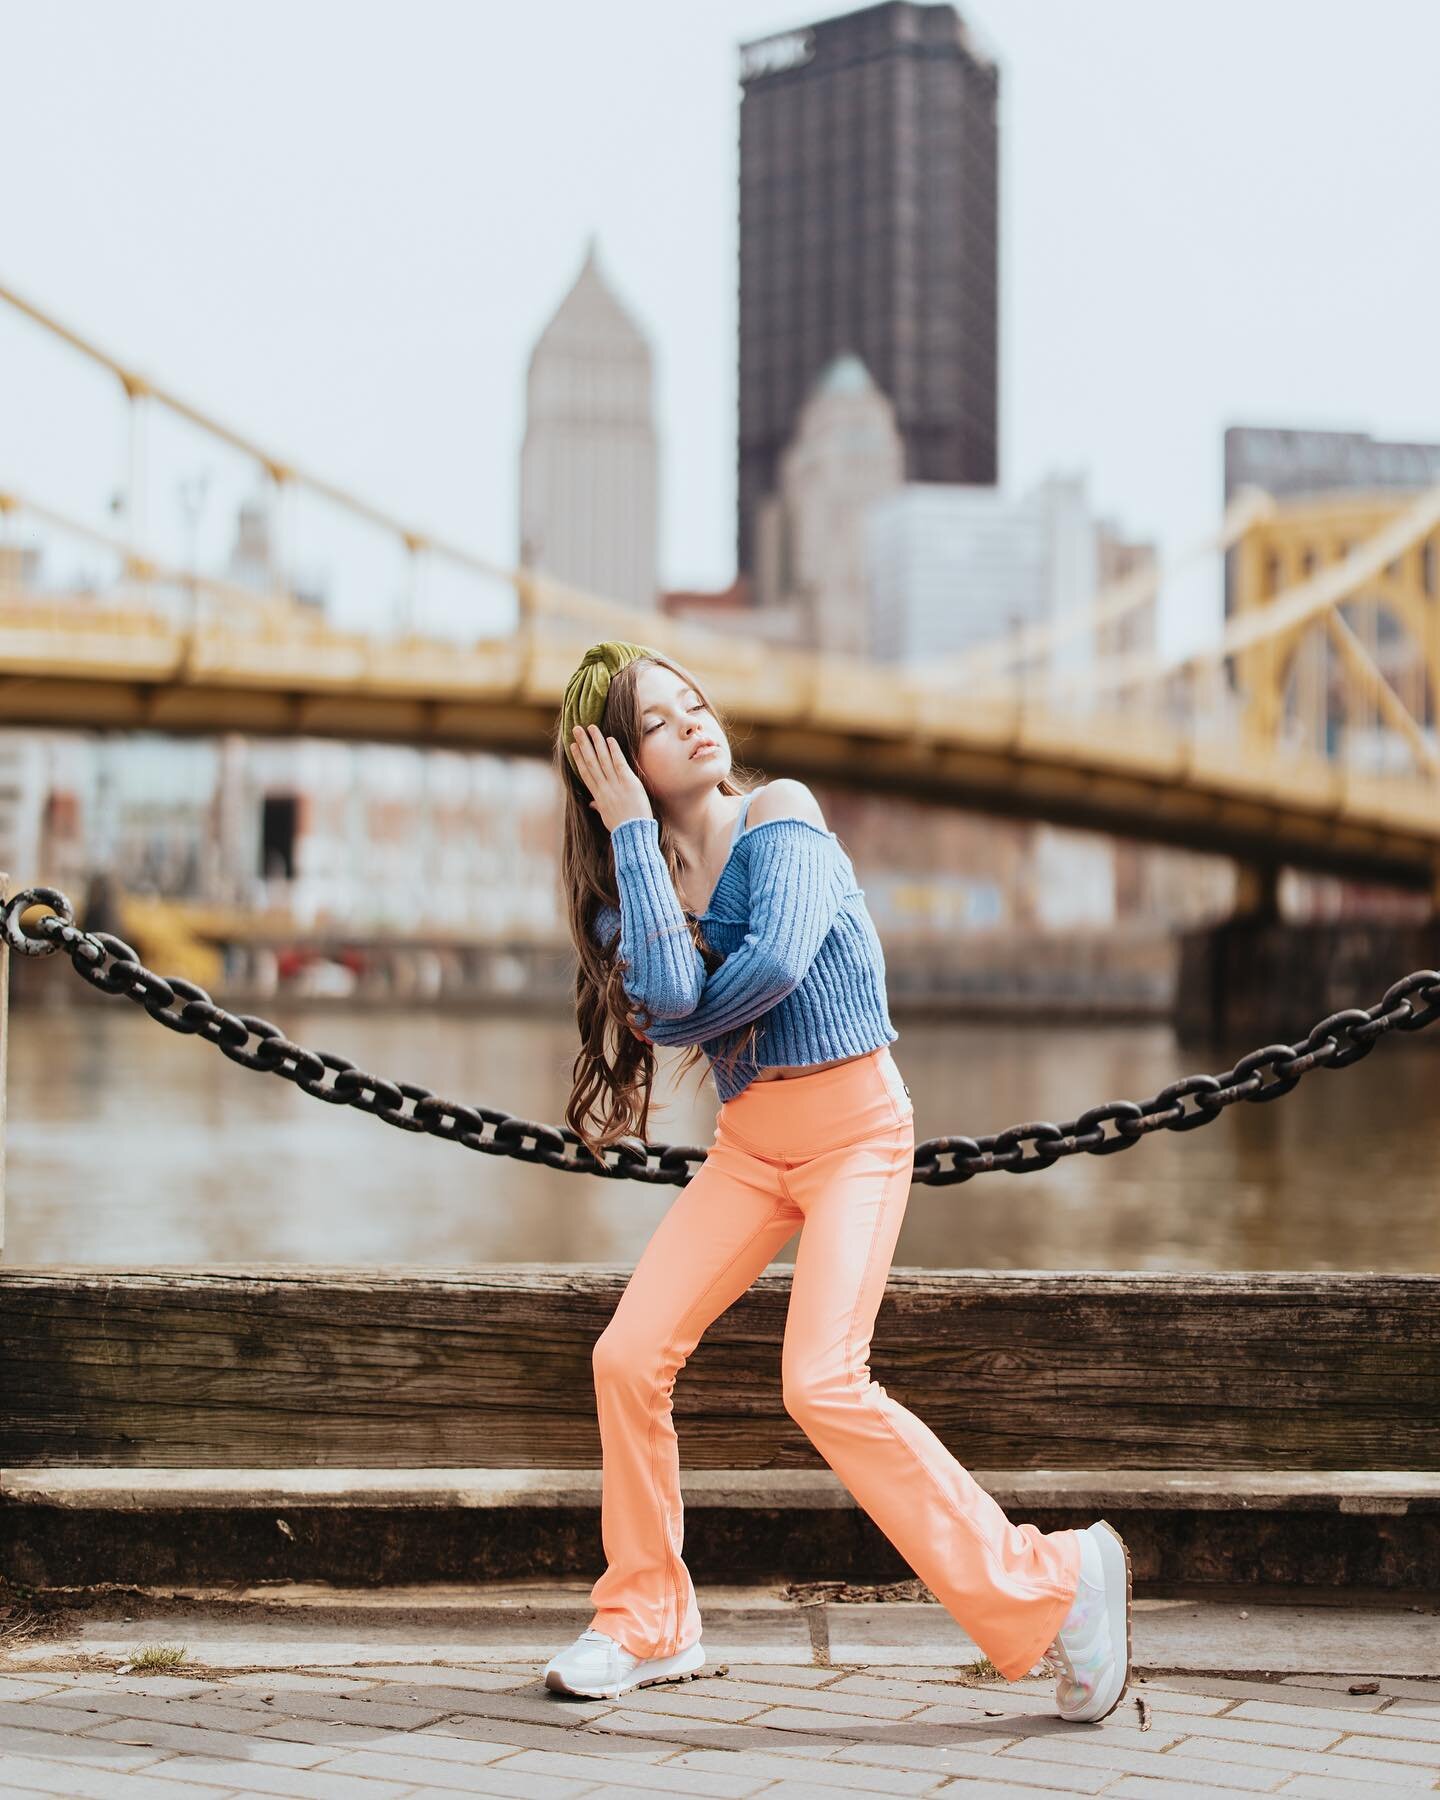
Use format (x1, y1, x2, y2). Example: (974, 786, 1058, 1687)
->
(544, 1637, 707, 1699)
(1069, 1518, 1132, 1723)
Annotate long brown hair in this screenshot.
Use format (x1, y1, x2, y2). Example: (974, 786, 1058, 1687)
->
(559, 650, 765, 1161)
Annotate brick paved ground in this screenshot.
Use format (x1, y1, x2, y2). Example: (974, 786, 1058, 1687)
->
(2, 1652, 1438, 1797)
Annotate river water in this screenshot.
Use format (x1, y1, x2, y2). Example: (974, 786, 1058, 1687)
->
(5, 1004, 1436, 1272)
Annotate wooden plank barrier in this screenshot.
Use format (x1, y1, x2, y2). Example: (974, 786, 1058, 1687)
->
(2, 1266, 1436, 1470)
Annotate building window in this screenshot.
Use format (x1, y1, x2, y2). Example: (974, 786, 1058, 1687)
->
(260, 794, 298, 880)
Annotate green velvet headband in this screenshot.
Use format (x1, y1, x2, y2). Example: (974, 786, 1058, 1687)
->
(559, 639, 659, 771)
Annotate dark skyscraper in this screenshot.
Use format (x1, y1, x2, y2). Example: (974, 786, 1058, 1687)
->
(736, 1, 999, 577)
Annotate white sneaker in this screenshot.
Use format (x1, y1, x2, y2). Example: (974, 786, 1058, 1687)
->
(1036, 1519, 1132, 1722)
(543, 1625, 706, 1700)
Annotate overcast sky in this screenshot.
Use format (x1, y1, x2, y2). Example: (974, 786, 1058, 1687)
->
(3, 0, 1437, 658)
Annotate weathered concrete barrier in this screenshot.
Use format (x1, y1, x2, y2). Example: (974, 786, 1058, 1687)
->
(2, 1267, 1437, 1593)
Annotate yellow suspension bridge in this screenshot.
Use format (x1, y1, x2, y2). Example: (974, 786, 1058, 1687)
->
(2, 279, 1437, 907)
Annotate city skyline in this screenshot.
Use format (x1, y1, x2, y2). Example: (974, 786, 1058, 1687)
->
(2, 0, 1438, 663)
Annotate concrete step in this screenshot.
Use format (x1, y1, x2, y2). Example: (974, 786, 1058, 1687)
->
(4, 1467, 1438, 1592)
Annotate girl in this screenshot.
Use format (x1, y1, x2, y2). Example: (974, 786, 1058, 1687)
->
(546, 638, 1132, 1722)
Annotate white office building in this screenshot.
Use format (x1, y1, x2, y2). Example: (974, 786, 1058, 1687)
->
(866, 472, 1101, 691)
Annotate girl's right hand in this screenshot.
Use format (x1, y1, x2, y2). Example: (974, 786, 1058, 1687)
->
(570, 722, 654, 833)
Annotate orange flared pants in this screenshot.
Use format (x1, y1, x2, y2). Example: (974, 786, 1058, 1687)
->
(586, 1044, 1082, 1682)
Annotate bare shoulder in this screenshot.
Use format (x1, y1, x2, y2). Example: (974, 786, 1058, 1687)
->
(745, 778, 828, 832)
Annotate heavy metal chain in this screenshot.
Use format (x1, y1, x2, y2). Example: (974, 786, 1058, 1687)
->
(5, 884, 1438, 1188)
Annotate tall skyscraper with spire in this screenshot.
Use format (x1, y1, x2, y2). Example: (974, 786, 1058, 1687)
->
(736, 1, 1000, 577)
(519, 239, 659, 608)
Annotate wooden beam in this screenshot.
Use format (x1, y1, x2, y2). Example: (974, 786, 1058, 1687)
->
(2, 1268, 1436, 1472)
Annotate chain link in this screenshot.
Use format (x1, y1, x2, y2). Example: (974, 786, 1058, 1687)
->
(5, 885, 1437, 1188)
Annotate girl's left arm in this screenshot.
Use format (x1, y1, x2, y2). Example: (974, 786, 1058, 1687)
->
(637, 819, 847, 1045)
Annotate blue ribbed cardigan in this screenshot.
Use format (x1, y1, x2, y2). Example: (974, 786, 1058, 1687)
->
(591, 796, 897, 1101)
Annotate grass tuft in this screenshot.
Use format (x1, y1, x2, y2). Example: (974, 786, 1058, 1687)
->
(126, 1643, 189, 1670)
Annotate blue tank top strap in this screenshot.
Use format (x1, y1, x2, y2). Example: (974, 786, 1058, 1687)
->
(730, 790, 754, 850)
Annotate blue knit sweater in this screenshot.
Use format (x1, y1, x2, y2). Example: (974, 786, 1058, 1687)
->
(591, 792, 897, 1101)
